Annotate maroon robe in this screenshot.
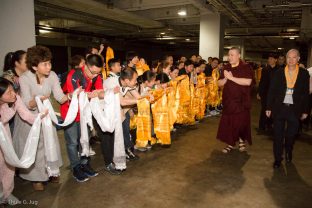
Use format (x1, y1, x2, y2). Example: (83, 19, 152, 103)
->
(217, 61, 253, 146)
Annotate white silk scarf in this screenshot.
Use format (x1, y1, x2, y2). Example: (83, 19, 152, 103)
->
(35, 89, 80, 176)
(0, 116, 41, 168)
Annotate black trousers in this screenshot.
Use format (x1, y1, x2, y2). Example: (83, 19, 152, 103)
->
(122, 111, 134, 150)
(259, 97, 272, 130)
(93, 118, 115, 166)
(273, 105, 299, 162)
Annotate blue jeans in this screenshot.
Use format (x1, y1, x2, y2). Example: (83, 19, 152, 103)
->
(64, 122, 88, 169)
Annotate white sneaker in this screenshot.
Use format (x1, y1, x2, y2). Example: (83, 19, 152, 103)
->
(89, 147, 96, 156)
(204, 112, 212, 118)
(146, 144, 152, 150)
(134, 145, 147, 152)
(210, 110, 218, 116)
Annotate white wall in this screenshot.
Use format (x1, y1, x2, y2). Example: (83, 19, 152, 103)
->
(199, 13, 223, 60)
(0, 0, 36, 74)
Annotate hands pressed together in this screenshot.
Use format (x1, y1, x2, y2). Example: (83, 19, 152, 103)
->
(223, 70, 234, 81)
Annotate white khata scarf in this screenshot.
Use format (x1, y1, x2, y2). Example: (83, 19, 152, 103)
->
(78, 91, 94, 157)
(0, 88, 126, 172)
(35, 89, 80, 176)
(0, 115, 41, 168)
(90, 89, 126, 170)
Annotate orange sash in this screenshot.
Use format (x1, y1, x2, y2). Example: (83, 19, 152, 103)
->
(135, 98, 152, 147)
(285, 64, 299, 88)
(151, 91, 171, 145)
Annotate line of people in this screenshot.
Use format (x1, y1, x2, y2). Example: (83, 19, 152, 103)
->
(1, 44, 309, 206)
(0, 45, 224, 205)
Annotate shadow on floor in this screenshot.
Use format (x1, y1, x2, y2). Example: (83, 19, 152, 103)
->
(264, 163, 312, 208)
(296, 132, 312, 146)
(181, 150, 250, 206)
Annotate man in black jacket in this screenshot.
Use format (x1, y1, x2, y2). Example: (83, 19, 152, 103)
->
(266, 49, 309, 168)
(257, 54, 279, 134)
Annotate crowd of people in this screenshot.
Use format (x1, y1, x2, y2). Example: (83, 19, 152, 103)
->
(0, 44, 310, 206)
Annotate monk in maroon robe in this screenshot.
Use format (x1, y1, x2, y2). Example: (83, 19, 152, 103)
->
(217, 47, 253, 153)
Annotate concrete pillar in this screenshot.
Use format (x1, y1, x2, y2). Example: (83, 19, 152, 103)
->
(0, 0, 36, 74)
(199, 13, 224, 61)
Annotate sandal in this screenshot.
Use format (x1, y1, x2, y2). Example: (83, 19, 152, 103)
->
(238, 141, 246, 152)
(222, 145, 234, 153)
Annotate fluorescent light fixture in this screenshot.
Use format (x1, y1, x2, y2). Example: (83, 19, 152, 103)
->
(41, 26, 52, 30)
(286, 28, 299, 32)
(178, 9, 187, 16)
(186, 38, 190, 41)
(156, 36, 176, 40)
(39, 29, 50, 34)
(289, 37, 295, 40)
(160, 32, 166, 35)
(278, 47, 283, 50)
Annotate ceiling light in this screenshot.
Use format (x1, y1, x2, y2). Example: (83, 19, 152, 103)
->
(186, 38, 190, 41)
(39, 29, 50, 34)
(286, 28, 299, 32)
(289, 37, 295, 40)
(278, 48, 283, 50)
(178, 9, 187, 16)
(156, 36, 176, 40)
(160, 32, 165, 35)
(41, 25, 52, 30)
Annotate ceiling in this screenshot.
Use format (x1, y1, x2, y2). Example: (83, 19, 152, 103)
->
(35, 0, 312, 53)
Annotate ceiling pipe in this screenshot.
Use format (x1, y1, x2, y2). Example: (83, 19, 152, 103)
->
(208, 0, 245, 24)
(264, 3, 312, 9)
(117, 0, 191, 11)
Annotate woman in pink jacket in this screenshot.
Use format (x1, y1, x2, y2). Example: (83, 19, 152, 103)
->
(0, 77, 47, 205)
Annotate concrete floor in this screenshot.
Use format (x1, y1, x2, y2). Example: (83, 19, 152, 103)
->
(12, 97, 312, 208)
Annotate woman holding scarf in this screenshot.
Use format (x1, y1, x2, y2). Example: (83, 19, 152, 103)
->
(13, 46, 69, 191)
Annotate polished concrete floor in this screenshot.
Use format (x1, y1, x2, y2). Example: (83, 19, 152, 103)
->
(12, 98, 312, 208)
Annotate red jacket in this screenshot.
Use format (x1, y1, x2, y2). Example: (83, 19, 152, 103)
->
(60, 66, 103, 122)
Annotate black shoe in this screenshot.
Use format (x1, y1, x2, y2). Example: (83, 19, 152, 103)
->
(73, 165, 90, 182)
(286, 152, 292, 163)
(104, 163, 122, 175)
(273, 161, 281, 169)
(81, 163, 98, 177)
(126, 148, 139, 161)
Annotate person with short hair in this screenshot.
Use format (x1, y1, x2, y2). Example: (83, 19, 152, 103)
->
(266, 49, 310, 168)
(70, 55, 85, 69)
(257, 53, 279, 134)
(105, 67, 140, 162)
(216, 47, 253, 154)
(178, 60, 194, 77)
(13, 45, 69, 191)
(60, 54, 103, 182)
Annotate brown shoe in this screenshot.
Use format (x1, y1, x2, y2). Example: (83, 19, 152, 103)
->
(32, 182, 44, 191)
(49, 176, 60, 183)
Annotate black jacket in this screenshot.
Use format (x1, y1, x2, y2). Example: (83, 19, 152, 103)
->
(258, 65, 279, 99)
(266, 67, 310, 118)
